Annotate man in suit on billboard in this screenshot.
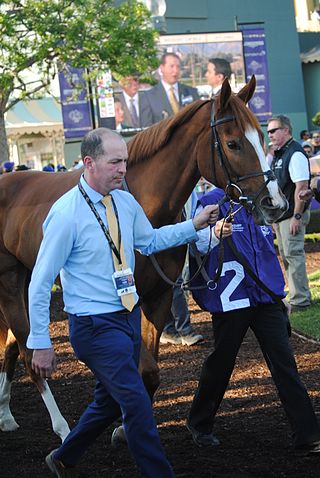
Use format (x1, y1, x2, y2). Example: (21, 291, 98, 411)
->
(116, 76, 152, 129)
(205, 57, 232, 96)
(144, 52, 199, 124)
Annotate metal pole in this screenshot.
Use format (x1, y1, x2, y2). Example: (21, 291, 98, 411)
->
(87, 70, 96, 130)
(234, 15, 238, 31)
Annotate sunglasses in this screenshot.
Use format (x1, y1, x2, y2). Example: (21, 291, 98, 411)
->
(267, 127, 283, 135)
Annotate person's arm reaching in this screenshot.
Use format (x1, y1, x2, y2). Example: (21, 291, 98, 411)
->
(291, 180, 309, 236)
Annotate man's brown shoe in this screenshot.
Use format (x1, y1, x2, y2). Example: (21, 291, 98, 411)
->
(45, 449, 76, 477)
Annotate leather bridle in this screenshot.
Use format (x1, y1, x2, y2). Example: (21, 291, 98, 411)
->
(210, 98, 276, 213)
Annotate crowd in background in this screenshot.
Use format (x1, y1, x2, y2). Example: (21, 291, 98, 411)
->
(267, 129, 320, 175)
(0, 158, 81, 174)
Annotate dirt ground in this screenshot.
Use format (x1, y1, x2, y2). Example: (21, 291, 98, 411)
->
(0, 244, 320, 477)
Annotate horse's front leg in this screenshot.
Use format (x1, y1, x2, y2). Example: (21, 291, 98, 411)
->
(0, 328, 20, 431)
(0, 331, 71, 442)
(0, 258, 70, 442)
(111, 341, 161, 447)
(34, 375, 70, 442)
(0, 331, 70, 441)
(139, 341, 160, 399)
(23, 345, 70, 442)
(140, 287, 174, 394)
(111, 288, 173, 447)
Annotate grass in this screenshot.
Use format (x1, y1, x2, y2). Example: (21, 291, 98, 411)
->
(273, 232, 320, 340)
(290, 270, 320, 341)
(274, 233, 320, 248)
(305, 232, 320, 242)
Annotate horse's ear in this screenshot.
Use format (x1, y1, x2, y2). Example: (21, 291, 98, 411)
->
(218, 78, 232, 111)
(237, 75, 256, 104)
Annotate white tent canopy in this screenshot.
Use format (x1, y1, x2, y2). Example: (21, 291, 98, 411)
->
(5, 97, 63, 138)
(4, 97, 64, 169)
(300, 46, 320, 63)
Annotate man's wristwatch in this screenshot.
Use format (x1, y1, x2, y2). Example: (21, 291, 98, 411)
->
(294, 213, 302, 220)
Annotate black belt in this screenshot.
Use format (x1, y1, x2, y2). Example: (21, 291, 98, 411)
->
(117, 301, 141, 315)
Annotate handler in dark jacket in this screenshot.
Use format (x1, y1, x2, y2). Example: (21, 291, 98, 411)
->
(269, 114, 311, 311)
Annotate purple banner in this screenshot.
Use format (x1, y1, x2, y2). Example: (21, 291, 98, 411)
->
(59, 67, 92, 139)
(242, 28, 272, 123)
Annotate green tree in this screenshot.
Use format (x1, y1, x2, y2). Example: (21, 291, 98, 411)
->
(312, 112, 320, 127)
(0, 0, 159, 163)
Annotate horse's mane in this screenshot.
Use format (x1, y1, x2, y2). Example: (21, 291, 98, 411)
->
(127, 99, 210, 165)
(127, 91, 262, 166)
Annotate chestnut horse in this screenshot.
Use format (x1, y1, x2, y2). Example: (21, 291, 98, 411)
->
(0, 77, 287, 441)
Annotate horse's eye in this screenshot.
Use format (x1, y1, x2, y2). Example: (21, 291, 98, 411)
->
(227, 141, 240, 150)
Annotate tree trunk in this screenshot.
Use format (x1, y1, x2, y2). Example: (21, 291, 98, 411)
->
(0, 111, 9, 164)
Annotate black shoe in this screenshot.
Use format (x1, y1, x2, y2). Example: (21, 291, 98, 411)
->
(295, 440, 320, 455)
(45, 449, 76, 477)
(186, 422, 220, 448)
(111, 425, 127, 447)
(308, 441, 320, 454)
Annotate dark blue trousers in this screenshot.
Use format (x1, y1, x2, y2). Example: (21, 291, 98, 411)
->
(54, 308, 175, 477)
(188, 303, 320, 448)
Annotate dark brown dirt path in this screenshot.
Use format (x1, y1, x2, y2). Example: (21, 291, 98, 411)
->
(0, 244, 319, 477)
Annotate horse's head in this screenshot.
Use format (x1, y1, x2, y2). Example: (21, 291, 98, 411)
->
(196, 76, 288, 225)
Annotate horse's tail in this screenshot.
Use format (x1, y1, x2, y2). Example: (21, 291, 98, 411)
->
(0, 311, 8, 351)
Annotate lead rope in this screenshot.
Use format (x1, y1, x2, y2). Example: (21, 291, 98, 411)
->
(185, 200, 243, 291)
(149, 197, 238, 292)
(122, 177, 239, 292)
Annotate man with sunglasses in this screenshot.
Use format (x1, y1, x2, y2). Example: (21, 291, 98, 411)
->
(268, 115, 311, 311)
(311, 131, 320, 155)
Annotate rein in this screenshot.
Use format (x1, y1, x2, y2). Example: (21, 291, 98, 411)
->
(122, 177, 225, 290)
(146, 200, 246, 292)
(186, 201, 245, 291)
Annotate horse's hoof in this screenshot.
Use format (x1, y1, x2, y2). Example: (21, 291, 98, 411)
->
(111, 425, 127, 448)
(0, 418, 20, 432)
(56, 423, 71, 443)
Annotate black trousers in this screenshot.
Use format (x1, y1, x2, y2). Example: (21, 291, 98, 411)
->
(188, 303, 320, 447)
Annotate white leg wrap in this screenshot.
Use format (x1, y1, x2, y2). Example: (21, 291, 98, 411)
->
(41, 380, 70, 442)
(0, 372, 19, 431)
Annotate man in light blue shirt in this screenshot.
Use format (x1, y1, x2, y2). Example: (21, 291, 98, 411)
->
(27, 127, 218, 478)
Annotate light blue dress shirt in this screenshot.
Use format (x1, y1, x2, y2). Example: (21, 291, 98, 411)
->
(27, 175, 199, 349)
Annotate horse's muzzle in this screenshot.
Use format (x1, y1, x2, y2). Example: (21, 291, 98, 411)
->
(253, 195, 288, 225)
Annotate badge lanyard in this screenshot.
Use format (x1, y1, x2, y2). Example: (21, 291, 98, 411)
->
(78, 183, 122, 265)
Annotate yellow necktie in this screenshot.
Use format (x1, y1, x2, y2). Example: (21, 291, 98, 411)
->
(102, 195, 136, 311)
(169, 86, 180, 115)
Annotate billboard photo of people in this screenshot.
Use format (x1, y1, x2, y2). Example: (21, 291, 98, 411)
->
(157, 31, 246, 98)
